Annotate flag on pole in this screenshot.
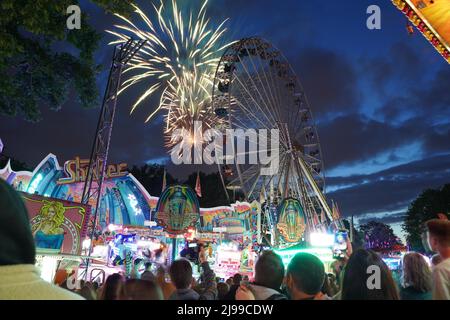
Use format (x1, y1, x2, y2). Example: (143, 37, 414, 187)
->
(313, 211, 320, 227)
(336, 201, 344, 229)
(195, 171, 202, 197)
(334, 201, 341, 220)
(320, 209, 327, 225)
(161, 169, 167, 193)
(331, 200, 342, 227)
(319, 209, 327, 233)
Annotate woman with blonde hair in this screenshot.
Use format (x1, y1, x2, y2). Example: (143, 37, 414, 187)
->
(400, 252, 432, 300)
(32, 201, 66, 250)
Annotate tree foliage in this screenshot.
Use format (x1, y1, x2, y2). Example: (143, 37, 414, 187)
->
(184, 171, 231, 208)
(0, 0, 134, 121)
(129, 164, 232, 208)
(402, 184, 450, 252)
(360, 220, 403, 251)
(0, 154, 31, 172)
(129, 163, 178, 197)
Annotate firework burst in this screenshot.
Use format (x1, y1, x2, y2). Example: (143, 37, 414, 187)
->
(107, 0, 231, 148)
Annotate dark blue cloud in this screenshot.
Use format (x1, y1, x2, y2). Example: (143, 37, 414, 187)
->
(327, 154, 450, 217)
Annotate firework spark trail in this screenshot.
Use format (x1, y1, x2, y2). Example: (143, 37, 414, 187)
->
(106, 0, 232, 148)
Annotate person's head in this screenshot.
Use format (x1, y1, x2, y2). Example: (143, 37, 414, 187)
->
(217, 282, 229, 300)
(402, 252, 432, 293)
(156, 266, 166, 278)
(225, 278, 232, 286)
(141, 270, 156, 282)
(254, 250, 285, 290)
(286, 252, 325, 299)
(321, 273, 335, 297)
(144, 262, 152, 271)
(232, 273, 242, 285)
(100, 273, 125, 300)
(327, 273, 336, 284)
(78, 284, 97, 300)
(330, 259, 344, 281)
(426, 219, 450, 257)
(169, 258, 193, 290)
(341, 249, 399, 300)
(0, 179, 35, 265)
(121, 279, 163, 300)
(431, 254, 443, 267)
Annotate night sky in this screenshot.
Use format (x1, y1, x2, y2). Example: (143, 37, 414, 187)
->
(1, 0, 449, 241)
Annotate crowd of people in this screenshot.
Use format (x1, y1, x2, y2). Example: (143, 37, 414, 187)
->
(0, 177, 449, 300)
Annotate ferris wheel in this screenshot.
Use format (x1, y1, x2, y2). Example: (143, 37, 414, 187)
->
(211, 37, 333, 236)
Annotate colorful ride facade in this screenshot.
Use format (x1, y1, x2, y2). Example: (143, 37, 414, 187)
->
(2, 153, 336, 279)
(1, 153, 261, 247)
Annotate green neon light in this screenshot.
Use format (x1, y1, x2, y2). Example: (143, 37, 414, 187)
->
(274, 247, 334, 263)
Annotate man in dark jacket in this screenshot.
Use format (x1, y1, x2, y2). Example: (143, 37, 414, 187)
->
(169, 247, 217, 300)
(235, 250, 287, 300)
(286, 252, 329, 300)
(223, 273, 242, 300)
(251, 250, 288, 300)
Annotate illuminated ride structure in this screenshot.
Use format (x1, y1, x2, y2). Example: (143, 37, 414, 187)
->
(81, 39, 146, 229)
(391, 0, 450, 63)
(80, 38, 146, 275)
(212, 37, 341, 248)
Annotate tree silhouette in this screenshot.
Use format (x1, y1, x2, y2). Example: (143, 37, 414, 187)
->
(129, 163, 177, 197)
(402, 184, 450, 252)
(360, 221, 403, 252)
(184, 171, 231, 208)
(0, 0, 134, 121)
(0, 153, 31, 172)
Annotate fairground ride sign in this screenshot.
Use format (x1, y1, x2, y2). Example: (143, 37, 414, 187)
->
(57, 157, 127, 185)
